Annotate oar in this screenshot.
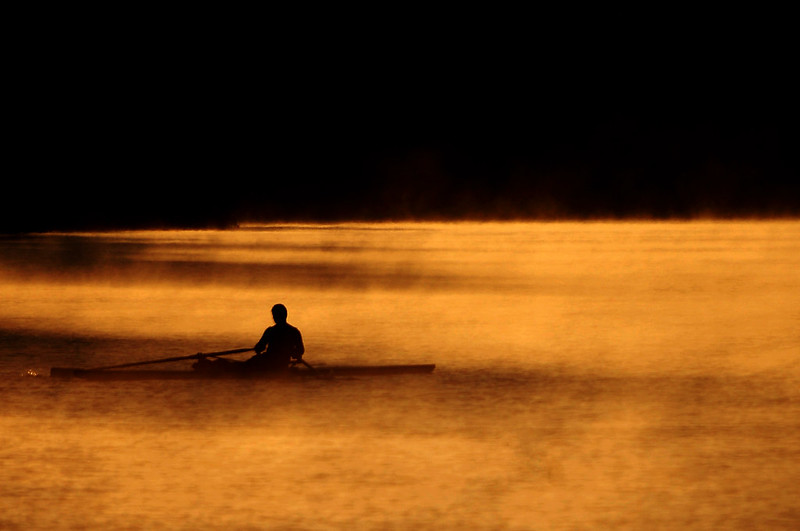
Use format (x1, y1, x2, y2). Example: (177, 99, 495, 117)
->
(298, 359, 317, 372)
(89, 347, 253, 370)
(291, 357, 322, 376)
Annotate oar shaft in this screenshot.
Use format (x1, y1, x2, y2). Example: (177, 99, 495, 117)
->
(90, 347, 253, 370)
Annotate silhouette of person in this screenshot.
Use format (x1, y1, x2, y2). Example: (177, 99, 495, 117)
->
(192, 303, 304, 373)
(245, 303, 304, 371)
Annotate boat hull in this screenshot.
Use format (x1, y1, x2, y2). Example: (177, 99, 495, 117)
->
(49, 364, 436, 380)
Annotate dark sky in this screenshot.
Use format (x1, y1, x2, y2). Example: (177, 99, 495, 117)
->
(4, 13, 797, 232)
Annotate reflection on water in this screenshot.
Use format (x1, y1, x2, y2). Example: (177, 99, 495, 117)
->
(1, 222, 799, 529)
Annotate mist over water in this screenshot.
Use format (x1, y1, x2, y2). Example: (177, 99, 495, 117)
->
(1, 222, 799, 529)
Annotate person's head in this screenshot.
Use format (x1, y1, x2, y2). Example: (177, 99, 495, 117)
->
(271, 303, 288, 324)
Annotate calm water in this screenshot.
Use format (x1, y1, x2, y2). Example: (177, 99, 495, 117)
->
(1, 222, 798, 529)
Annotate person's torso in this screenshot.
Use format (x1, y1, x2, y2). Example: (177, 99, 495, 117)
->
(264, 324, 300, 359)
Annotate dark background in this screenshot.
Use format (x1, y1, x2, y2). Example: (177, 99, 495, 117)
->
(3, 10, 797, 232)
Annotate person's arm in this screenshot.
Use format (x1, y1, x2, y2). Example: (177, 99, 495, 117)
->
(254, 328, 270, 354)
(292, 329, 305, 360)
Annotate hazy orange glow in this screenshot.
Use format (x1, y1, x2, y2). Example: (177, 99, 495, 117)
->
(1, 222, 798, 528)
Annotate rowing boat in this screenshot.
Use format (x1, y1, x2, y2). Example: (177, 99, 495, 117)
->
(50, 364, 436, 380)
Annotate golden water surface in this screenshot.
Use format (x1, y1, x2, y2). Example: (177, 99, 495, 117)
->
(1, 222, 798, 529)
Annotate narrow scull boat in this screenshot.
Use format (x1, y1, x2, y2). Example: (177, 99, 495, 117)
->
(50, 364, 436, 380)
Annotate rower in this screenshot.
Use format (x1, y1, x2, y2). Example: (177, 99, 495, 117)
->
(246, 304, 305, 371)
(193, 304, 304, 373)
